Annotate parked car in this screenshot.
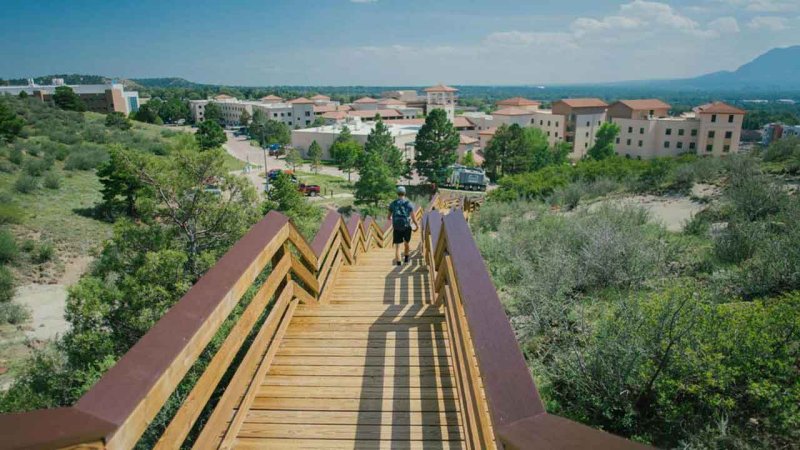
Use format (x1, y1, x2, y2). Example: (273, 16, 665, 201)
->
(298, 183, 320, 196)
(267, 169, 294, 181)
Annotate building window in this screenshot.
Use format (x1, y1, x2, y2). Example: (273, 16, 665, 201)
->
(626, 139, 631, 145)
(638, 140, 643, 147)
(305, 111, 311, 117)
(555, 122, 559, 127)
(616, 137, 621, 144)
(728, 115, 734, 123)
(711, 114, 717, 123)
(306, 120, 310, 125)
(640, 128, 644, 134)
(547, 131, 551, 136)
(585, 142, 588, 148)
(288, 112, 292, 116)
(723, 145, 730, 152)
(547, 121, 551, 126)
(689, 142, 696, 150)
(725, 131, 732, 139)
(585, 132, 589, 137)
(677, 142, 683, 149)
(664, 141, 670, 148)
(708, 131, 715, 139)
(706, 144, 713, 152)
(586, 121, 590, 127)
(666, 128, 672, 135)
(280, 113, 284, 117)
(540, 120, 543, 126)
(691, 129, 697, 137)
(555, 132, 559, 138)
(678, 129, 685, 136)
(273, 113, 278, 118)
(628, 126, 633, 133)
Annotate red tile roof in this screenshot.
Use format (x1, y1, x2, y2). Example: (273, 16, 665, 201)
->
(260, 95, 283, 102)
(493, 107, 534, 116)
(353, 97, 378, 104)
(384, 118, 425, 126)
(614, 99, 671, 110)
(214, 94, 234, 100)
(694, 101, 746, 115)
(496, 97, 540, 107)
(478, 127, 498, 136)
(557, 98, 608, 108)
(453, 117, 474, 128)
(424, 84, 458, 93)
(288, 97, 314, 104)
(310, 94, 330, 101)
(384, 116, 473, 128)
(459, 134, 478, 145)
(313, 105, 337, 113)
(378, 98, 406, 106)
(337, 105, 352, 112)
(349, 109, 403, 118)
(321, 111, 347, 120)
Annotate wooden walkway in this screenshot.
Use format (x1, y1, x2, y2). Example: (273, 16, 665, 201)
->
(232, 236, 465, 449)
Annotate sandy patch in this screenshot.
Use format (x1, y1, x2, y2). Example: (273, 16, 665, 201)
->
(588, 195, 705, 232)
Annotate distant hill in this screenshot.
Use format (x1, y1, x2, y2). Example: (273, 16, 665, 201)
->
(0, 74, 109, 86)
(626, 46, 800, 91)
(129, 77, 204, 89)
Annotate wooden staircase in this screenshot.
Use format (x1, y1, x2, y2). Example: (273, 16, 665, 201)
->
(230, 236, 465, 449)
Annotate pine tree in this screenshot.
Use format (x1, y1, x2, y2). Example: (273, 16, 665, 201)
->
(354, 151, 394, 206)
(413, 109, 459, 184)
(308, 140, 323, 173)
(588, 122, 621, 161)
(331, 125, 363, 181)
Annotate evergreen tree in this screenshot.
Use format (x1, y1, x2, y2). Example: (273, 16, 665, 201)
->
(361, 118, 407, 179)
(588, 122, 621, 161)
(307, 140, 322, 173)
(104, 111, 131, 130)
(17, 91, 28, 99)
(52, 86, 86, 112)
(354, 151, 394, 206)
(97, 146, 148, 217)
(413, 109, 460, 184)
(203, 102, 223, 125)
(462, 150, 476, 168)
(0, 100, 24, 143)
(284, 147, 303, 171)
(195, 120, 226, 150)
(239, 109, 251, 127)
(331, 132, 363, 182)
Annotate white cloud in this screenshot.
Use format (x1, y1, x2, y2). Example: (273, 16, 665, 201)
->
(707, 16, 741, 34)
(713, 0, 800, 12)
(747, 16, 790, 30)
(483, 31, 576, 48)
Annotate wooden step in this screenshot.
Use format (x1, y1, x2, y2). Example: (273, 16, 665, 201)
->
(283, 331, 447, 339)
(266, 365, 452, 378)
(261, 375, 455, 388)
(244, 409, 461, 426)
(237, 423, 463, 441)
(285, 323, 446, 332)
(275, 346, 450, 357)
(255, 385, 458, 400)
(271, 355, 445, 367)
(289, 317, 444, 325)
(250, 397, 461, 412)
(236, 437, 465, 449)
(280, 338, 449, 348)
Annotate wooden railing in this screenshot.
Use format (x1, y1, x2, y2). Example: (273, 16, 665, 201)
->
(421, 202, 651, 450)
(0, 209, 398, 450)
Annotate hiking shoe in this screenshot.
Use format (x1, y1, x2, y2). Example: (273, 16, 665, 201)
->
(396, 260, 402, 266)
(404, 255, 410, 264)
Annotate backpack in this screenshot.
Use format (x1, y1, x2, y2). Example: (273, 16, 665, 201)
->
(391, 199, 412, 231)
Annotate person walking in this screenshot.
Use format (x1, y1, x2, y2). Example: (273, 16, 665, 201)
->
(388, 186, 419, 266)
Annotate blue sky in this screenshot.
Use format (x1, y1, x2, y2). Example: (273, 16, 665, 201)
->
(1, 0, 799, 85)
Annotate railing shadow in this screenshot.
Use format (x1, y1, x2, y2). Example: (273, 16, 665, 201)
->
(355, 244, 461, 449)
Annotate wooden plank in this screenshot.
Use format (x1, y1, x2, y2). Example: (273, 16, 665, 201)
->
(293, 306, 443, 316)
(288, 317, 445, 325)
(266, 365, 452, 378)
(271, 355, 444, 367)
(292, 282, 317, 305)
(288, 226, 318, 271)
(249, 397, 461, 412)
(236, 437, 465, 450)
(275, 346, 450, 358)
(318, 251, 344, 305)
(284, 323, 446, 332)
(255, 385, 458, 400)
(154, 253, 292, 449)
(244, 409, 461, 426)
(291, 257, 319, 296)
(315, 234, 340, 286)
(279, 338, 449, 348)
(237, 423, 463, 440)
(190, 284, 294, 450)
(261, 375, 454, 388)
(218, 297, 300, 449)
(283, 330, 448, 340)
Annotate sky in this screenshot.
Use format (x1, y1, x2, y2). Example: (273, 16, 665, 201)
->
(1, 0, 799, 86)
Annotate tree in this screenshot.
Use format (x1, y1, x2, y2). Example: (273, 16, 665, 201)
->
(97, 146, 149, 217)
(52, 86, 86, 112)
(307, 140, 322, 174)
(331, 126, 363, 182)
(104, 112, 131, 130)
(239, 109, 251, 127)
(203, 102, 222, 125)
(263, 172, 323, 239)
(133, 103, 162, 124)
(284, 147, 303, 171)
(588, 122, 620, 161)
(484, 125, 567, 180)
(311, 116, 325, 127)
(361, 118, 407, 179)
(413, 108, 460, 184)
(195, 120, 226, 150)
(0, 100, 24, 143)
(248, 110, 290, 147)
(354, 151, 395, 206)
(462, 150, 476, 168)
(17, 91, 28, 99)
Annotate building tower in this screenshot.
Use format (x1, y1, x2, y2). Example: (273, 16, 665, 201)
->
(424, 84, 458, 121)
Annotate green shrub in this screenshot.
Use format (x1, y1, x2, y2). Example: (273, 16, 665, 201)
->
(43, 171, 61, 190)
(64, 144, 109, 171)
(683, 212, 710, 237)
(8, 147, 23, 165)
(0, 230, 18, 263)
(0, 200, 24, 225)
(0, 266, 14, 303)
(550, 183, 582, 210)
(23, 157, 53, 177)
(0, 302, 30, 324)
(34, 242, 54, 264)
(14, 173, 38, 193)
(20, 239, 35, 252)
(0, 161, 16, 173)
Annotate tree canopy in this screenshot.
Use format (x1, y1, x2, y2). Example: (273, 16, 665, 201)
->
(307, 140, 322, 173)
(248, 110, 290, 147)
(0, 100, 24, 142)
(52, 86, 86, 112)
(483, 124, 567, 180)
(195, 120, 226, 150)
(588, 122, 620, 161)
(413, 109, 459, 184)
(330, 125, 363, 182)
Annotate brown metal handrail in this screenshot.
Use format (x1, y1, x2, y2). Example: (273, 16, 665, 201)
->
(422, 205, 652, 450)
(0, 209, 396, 450)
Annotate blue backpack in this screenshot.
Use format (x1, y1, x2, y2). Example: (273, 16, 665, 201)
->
(391, 199, 412, 231)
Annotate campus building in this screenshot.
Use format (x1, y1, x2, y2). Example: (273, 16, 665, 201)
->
(290, 117, 420, 161)
(189, 95, 315, 129)
(0, 78, 140, 115)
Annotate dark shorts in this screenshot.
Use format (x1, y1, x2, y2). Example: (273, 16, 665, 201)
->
(393, 227, 411, 244)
